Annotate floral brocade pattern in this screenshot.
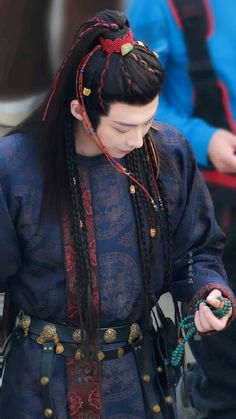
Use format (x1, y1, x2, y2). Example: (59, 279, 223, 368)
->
(63, 166, 102, 418)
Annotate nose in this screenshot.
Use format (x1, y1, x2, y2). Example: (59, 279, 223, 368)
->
(126, 129, 144, 149)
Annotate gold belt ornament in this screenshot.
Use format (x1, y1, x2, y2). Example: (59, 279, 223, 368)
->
(128, 323, 143, 345)
(103, 328, 118, 343)
(19, 314, 31, 337)
(36, 324, 64, 354)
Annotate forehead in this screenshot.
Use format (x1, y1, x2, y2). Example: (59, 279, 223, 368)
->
(106, 96, 159, 125)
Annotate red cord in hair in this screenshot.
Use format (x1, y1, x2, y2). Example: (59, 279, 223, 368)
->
(98, 53, 111, 109)
(42, 21, 119, 121)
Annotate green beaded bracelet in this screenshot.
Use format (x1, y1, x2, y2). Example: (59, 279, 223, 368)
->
(171, 296, 232, 367)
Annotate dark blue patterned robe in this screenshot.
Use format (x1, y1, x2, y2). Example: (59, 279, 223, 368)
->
(0, 123, 231, 418)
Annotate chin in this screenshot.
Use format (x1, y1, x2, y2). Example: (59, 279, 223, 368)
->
(116, 150, 132, 158)
(109, 151, 125, 158)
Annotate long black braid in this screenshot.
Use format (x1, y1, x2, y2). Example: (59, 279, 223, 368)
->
(146, 133, 181, 326)
(126, 150, 156, 306)
(125, 145, 162, 307)
(157, 175, 181, 326)
(122, 137, 180, 372)
(126, 135, 176, 312)
(64, 112, 99, 344)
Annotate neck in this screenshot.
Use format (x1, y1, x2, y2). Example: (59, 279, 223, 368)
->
(75, 121, 102, 156)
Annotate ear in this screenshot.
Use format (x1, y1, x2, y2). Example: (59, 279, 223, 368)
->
(70, 99, 84, 121)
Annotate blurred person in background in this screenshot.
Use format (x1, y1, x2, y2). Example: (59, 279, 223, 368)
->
(0, 0, 122, 136)
(128, 1, 236, 418)
(0, 0, 52, 135)
(0, 8, 235, 419)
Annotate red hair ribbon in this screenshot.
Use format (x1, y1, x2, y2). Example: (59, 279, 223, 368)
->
(100, 29, 135, 55)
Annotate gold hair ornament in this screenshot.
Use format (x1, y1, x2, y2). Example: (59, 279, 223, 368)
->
(83, 87, 91, 96)
(121, 43, 134, 56)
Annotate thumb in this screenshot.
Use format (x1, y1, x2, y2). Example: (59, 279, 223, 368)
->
(206, 289, 222, 308)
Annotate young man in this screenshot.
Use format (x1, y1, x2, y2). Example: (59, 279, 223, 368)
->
(0, 9, 234, 419)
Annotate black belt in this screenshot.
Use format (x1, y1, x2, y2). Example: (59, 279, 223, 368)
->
(29, 332, 132, 361)
(25, 316, 135, 345)
(16, 315, 174, 418)
(17, 314, 143, 418)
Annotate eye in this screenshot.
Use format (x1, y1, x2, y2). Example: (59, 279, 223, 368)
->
(115, 127, 129, 134)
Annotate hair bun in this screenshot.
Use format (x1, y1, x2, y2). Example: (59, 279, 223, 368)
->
(95, 9, 130, 31)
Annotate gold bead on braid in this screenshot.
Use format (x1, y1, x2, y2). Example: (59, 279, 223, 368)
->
(83, 87, 91, 96)
(150, 228, 156, 238)
(129, 185, 136, 194)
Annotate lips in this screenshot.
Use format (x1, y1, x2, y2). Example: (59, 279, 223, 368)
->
(119, 148, 134, 154)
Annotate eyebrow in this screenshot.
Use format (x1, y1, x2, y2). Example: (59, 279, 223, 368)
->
(111, 114, 155, 127)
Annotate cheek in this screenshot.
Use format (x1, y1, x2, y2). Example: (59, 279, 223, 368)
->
(96, 126, 110, 146)
(143, 124, 151, 136)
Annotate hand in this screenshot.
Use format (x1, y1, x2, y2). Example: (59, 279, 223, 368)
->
(208, 129, 236, 173)
(194, 289, 232, 333)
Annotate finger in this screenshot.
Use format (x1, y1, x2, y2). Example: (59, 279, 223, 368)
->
(199, 304, 228, 331)
(206, 289, 222, 299)
(197, 304, 215, 331)
(194, 310, 208, 333)
(222, 153, 236, 172)
(206, 289, 222, 308)
(194, 310, 214, 333)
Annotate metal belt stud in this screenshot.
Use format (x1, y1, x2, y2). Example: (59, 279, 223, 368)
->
(44, 408, 53, 417)
(37, 324, 58, 345)
(117, 347, 124, 358)
(165, 396, 173, 405)
(20, 314, 31, 337)
(152, 404, 161, 414)
(37, 324, 64, 354)
(75, 349, 84, 361)
(40, 376, 49, 386)
(97, 351, 105, 361)
(103, 328, 117, 343)
(72, 329, 82, 343)
(55, 343, 64, 354)
(128, 323, 143, 345)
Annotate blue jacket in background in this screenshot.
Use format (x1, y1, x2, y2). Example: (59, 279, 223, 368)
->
(127, 0, 236, 167)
